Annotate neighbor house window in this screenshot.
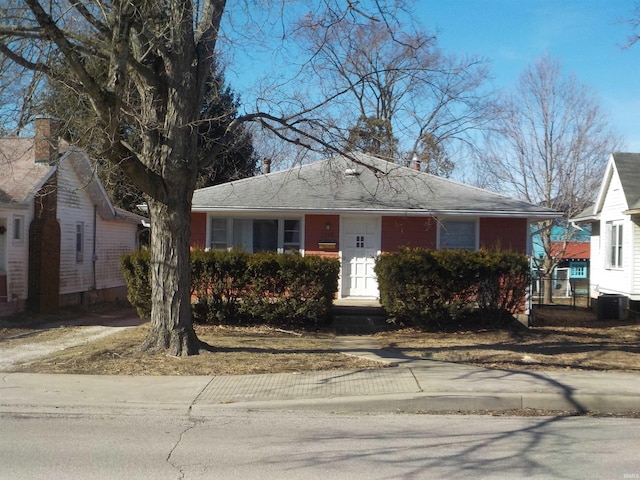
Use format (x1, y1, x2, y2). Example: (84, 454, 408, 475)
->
(608, 221, 623, 269)
(569, 260, 588, 279)
(76, 222, 84, 262)
(439, 220, 477, 250)
(209, 217, 301, 253)
(12, 215, 24, 242)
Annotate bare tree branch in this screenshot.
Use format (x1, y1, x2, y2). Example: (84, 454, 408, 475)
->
(476, 55, 622, 302)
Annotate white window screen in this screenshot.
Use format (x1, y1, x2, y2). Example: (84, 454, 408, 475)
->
(210, 218, 228, 250)
(609, 222, 623, 268)
(12, 216, 24, 242)
(440, 220, 476, 250)
(210, 217, 301, 253)
(283, 219, 301, 252)
(76, 222, 84, 262)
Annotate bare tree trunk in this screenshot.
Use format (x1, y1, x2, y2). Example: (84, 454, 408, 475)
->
(543, 273, 554, 304)
(542, 256, 556, 304)
(142, 197, 199, 356)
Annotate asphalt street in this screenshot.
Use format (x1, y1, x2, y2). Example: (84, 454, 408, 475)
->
(2, 410, 639, 479)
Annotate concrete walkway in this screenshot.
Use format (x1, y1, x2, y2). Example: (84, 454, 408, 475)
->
(0, 307, 145, 371)
(2, 335, 640, 416)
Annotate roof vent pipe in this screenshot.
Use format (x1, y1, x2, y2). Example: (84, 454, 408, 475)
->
(263, 158, 271, 174)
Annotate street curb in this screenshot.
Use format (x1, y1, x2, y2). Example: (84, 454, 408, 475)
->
(3, 392, 640, 417)
(191, 392, 640, 415)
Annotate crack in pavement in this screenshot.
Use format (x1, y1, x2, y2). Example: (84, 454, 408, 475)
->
(166, 417, 205, 479)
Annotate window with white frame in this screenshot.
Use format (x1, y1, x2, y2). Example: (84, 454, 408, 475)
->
(210, 218, 228, 250)
(12, 215, 24, 242)
(283, 219, 301, 252)
(608, 221, 623, 269)
(439, 220, 477, 250)
(76, 222, 84, 262)
(209, 217, 301, 253)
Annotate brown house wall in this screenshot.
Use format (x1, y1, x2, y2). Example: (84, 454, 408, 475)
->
(381, 216, 437, 252)
(28, 174, 60, 314)
(304, 214, 339, 258)
(191, 212, 207, 249)
(479, 218, 528, 253)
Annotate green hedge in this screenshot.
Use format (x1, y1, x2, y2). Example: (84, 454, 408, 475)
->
(120, 249, 152, 320)
(121, 249, 340, 329)
(374, 248, 529, 330)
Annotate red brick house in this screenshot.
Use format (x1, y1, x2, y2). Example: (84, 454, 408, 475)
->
(190, 153, 559, 300)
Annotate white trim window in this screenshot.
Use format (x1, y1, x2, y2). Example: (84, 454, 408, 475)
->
(607, 221, 623, 269)
(439, 219, 478, 250)
(283, 219, 301, 253)
(208, 217, 301, 254)
(12, 215, 24, 243)
(76, 221, 85, 263)
(210, 218, 228, 250)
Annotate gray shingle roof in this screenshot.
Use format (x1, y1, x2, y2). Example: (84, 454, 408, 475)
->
(572, 152, 640, 222)
(0, 138, 54, 205)
(192, 152, 559, 219)
(0, 136, 145, 224)
(612, 152, 640, 211)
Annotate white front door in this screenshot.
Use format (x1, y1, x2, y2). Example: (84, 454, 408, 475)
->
(341, 216, 380, 298)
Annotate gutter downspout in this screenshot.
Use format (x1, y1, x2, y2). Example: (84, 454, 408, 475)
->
(92, 205, 97, 290)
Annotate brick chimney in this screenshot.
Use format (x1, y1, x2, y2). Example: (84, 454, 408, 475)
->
(264, 158, 272, 174)
(412, 154, 421, 171)
(34, 117, 60, 165)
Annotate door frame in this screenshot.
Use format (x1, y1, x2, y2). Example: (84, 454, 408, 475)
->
(339, 215, 381, 298)
(0, 216, 7, 301)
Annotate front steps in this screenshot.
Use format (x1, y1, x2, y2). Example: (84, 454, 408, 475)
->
(331, 299, 388, 334)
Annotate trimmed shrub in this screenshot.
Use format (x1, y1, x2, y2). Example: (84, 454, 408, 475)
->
(239, 252, 339, 328)
(121, 249, 340, 329)
(190, 249, 249, 324)
(375, 248, 529, 330)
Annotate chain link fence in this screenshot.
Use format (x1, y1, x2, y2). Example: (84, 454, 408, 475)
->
(532, 268, 590, 308)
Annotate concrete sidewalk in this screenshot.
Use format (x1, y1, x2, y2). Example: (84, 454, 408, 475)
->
(2, 335, 640, 416)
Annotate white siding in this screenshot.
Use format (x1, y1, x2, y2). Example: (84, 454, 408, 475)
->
(56, 158, 97, 295)
(593, 168, 635, 298)
(589, 226, 602, 299)
(632, 215, 640, 299)
(95, 217, 138, 290)
(56, 155, 140, 296)
(0, 205, 33, 301)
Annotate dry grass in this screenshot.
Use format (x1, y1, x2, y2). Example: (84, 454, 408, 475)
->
(375, 307, 640, 372)
(3, 304, 640, 375)
(5, 323, 381, 375)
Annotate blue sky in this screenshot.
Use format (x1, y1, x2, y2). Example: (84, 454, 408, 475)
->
(224, 0, 639, 159)
(419, 0, 640, 150)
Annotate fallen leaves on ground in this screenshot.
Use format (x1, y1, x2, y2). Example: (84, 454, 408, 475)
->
(375, 308, 640, 372)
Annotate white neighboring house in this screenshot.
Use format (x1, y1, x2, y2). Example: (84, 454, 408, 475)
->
(571, 152, 640, 318)
(0, 118, 145, 316)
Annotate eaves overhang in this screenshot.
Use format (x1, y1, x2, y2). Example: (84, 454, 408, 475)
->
(570, 212, 600, 223)
(190, 205, 561, 220)
(0, 201, 31, 210)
